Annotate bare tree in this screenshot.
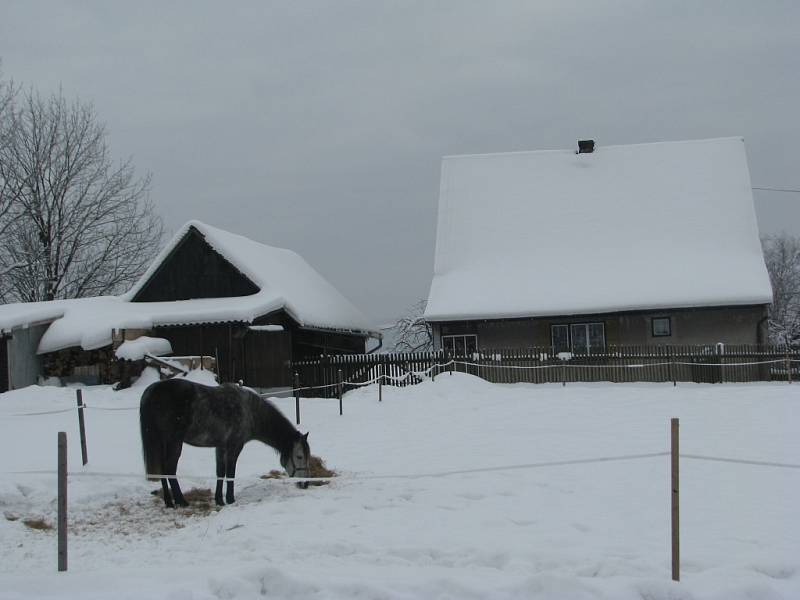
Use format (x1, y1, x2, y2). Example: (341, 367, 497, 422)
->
(0, 68, 21, 266)
(392, 298, 433, 352)
(0, 86, 163, 302)
(762, 234, 800, 345)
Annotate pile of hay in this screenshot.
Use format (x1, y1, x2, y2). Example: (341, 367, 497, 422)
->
(261, 455, 336, 486)
(150, 487, 218, 514)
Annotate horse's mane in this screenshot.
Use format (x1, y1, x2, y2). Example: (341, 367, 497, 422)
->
(239, 386, 300, 454)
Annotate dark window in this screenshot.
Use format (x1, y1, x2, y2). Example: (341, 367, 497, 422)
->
(652, 317, 671, 337)
(551, 322, 605, 353)
(442, 334, 478, 356)
(551, 324, 570, 353)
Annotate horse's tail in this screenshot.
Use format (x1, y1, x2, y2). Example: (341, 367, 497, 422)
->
(140, 385, 163, 482)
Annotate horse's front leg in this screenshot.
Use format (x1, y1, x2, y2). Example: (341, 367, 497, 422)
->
(215, 447, 225, 506)
(225, 443, 245, 504)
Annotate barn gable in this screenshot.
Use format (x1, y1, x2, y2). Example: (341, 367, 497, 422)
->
(132, 227, 259, 302)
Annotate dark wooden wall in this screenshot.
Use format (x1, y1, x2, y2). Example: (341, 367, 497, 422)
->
(155, 322, 293, 388)
(0, 336, 8, 393)
(133, 227, 259, 302)
(293, 329, 367, 360)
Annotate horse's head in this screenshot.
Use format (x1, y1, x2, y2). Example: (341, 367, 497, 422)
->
(280, 432, 311, 488)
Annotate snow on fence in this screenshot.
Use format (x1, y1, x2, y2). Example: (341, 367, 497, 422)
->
(292, 345, 800, 395)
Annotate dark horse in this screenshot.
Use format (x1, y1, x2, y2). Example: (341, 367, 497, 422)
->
(140, 378, 311, 508)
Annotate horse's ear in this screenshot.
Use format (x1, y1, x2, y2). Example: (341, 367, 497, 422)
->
(303, 432, 309, 441)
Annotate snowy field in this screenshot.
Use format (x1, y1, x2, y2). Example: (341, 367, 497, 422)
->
(1, 370, 798, 600)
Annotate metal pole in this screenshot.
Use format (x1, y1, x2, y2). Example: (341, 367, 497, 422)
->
(338, 369, 343, 416)
(76, 390, 88, 465)
(294, 372, 301, 425)
(58, 432, 67, 572)
(671, 418, 680, 582)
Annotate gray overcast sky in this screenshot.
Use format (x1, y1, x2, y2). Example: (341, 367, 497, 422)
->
(2, 1, 799, 325)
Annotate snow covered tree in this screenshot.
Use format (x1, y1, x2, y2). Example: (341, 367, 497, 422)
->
(762, 234, 800, 346)
(392, 299, 433, 352)
(0, 84, 163, 302)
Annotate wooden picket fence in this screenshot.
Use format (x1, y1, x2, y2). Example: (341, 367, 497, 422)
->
(291, 344, 800, 396)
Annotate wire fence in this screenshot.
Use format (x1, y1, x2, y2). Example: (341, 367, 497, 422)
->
(5, 450, 798, 483)
(2, 352, 799, 419)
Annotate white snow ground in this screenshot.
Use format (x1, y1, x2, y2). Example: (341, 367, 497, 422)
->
(0, 371, 797, 599)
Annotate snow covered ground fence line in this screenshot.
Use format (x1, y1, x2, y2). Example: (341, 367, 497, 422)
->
(292, 344, 800, 393)
(10, 409, 800, 584)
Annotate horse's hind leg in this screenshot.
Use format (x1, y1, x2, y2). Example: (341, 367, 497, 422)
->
(168, 477, 187, 507)
(160, 477, 174, 508)
(224, 443, 244, 504)
(164, 442, 188, 507)
(214, 447, 225, 506)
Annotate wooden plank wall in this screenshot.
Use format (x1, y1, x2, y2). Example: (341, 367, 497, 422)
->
(292, 344, 799, 395)
(0, 335, 8, 393)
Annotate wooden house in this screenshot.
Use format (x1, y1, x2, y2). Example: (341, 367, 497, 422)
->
(0, 221, 378, 392)
(424, 137, 773, 354)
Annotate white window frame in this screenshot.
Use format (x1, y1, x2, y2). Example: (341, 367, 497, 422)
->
(441, 334, 478, 356)
(551, 322, 606, 354)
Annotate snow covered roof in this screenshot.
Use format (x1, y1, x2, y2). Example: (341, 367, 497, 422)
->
(424, 137, 773, 322)
(0, 303, 66, 334)
(126, 220, 374, 335)
(0, 221, 376, 353)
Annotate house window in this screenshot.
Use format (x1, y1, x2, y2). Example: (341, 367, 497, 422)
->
(652, 317, 671, 337)
(551, 324, 570, 353)
(551, 322, 605, 353)
(442, 334, 478, 356)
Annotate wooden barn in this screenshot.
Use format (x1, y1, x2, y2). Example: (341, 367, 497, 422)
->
(424, 137, 773, 353)
(0, 221, 378, 392)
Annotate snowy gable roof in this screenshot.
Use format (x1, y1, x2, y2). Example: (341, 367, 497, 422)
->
(424, 137, 773, 322)
(0, 221, 376, 353)
(125, 220, 374, 335)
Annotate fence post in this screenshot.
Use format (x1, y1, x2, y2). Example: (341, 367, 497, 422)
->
(75, 390, 88, 466)
(786, 353, 792, 384)
(58, 431, 67, 572)
(378, 364, 383, 403)
(670, 357, 676, 387)
(671, 418, 680, 582)
(294, 372, 301, 425)
(338, 369, 343, 416)
(431, 354, 437, 382)
(561, 362, 566, 387)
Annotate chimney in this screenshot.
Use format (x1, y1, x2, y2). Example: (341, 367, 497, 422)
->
(577, 139, 595, 154)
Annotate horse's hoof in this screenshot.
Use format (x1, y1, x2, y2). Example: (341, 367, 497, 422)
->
(226, 496, 236, 504)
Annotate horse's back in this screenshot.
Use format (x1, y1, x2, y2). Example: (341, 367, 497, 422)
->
(141, 379, 250, 447)
(141, 378, 199, 408)
(140, 378, 208, 426)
